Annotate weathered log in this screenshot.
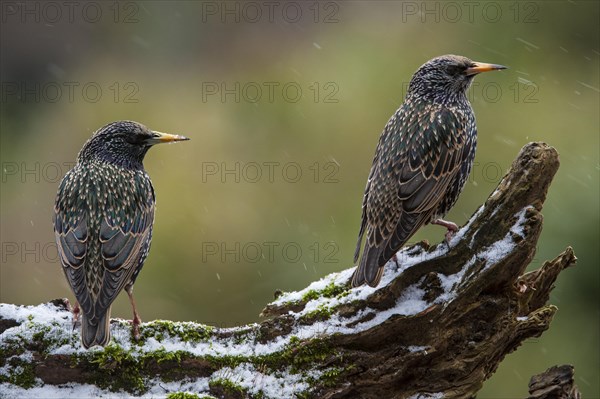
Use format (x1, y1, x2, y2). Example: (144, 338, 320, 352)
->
(0, 142, 577, 399)
(528, 365, 581, 399)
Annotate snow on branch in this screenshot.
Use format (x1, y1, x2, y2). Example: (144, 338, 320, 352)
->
(0, 142, 577, 399)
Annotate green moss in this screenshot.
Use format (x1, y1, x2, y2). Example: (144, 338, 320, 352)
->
(165, 393, 219, 399)
(0, 339, 25, 364)
(324, 282, 350, 299)
(0, 356, 36, 388)
(285, 337, 334, 372)
(138, 320, 214, 344)
(0, 310, 341, 397)
(85, 343, 146, 394)
(166, 392, 207, 399)
(209, 377, 247, 396)
(141, 347, 186, 364)
(294, 365, 354, 398)
(301, 290, 320, 302)
(31, 329, 49, 343)
(139, 348, 197, 383)
(301, 282, 349, 303)
(231, 327, 256, 345)
(318, 367, 348, 387)
(29, 323, 72, 356)
(298, 305, 333, 324)
(255, 336, 336, 373)
(83, 343, 220, 393)
(204, 353, 247, 369)
(5, 318, 78, 358)
(2, 333, 338, 396)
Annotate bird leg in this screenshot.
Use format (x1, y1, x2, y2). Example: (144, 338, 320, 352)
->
(125, 285, 142, 341)
(432, 218, 459, 244)
(64, 298, 81, 330)
(72, 302, 81, 329)
(392, 254, 400, 270)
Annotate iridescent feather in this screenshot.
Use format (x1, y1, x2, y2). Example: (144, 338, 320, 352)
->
(53, 121, 188, 347)
(352, 55, 505, 287)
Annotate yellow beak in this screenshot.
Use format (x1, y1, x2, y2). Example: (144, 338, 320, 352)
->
(465, 62, 507, 76)
(146, 131, 190, 145)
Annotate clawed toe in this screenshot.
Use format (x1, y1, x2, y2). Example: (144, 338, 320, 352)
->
(69, 301, 81, 331)
(444, 229, 456, 245)
(433, 218, 459, 246)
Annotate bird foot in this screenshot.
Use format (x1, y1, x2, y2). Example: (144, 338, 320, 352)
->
(65, 299, 81, 330)
(432, 219, 459, 246)
(444, 230, 455, 245)
(130, 315, 142, 341)
(391, 254, 401, 270)
(125, 285, 142, 341)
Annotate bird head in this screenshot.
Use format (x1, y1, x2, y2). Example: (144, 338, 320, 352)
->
(407, 54, 506, 102)
(77, 121, 189, 169)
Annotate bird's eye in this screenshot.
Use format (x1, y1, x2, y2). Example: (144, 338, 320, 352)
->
(125, 132, 147, 145)
(445, 65, 463, 76)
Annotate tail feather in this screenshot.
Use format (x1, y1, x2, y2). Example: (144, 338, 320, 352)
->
(81, 307, 111, 348)
(352, 243, 385, 287)
(353, 212, 428, 288)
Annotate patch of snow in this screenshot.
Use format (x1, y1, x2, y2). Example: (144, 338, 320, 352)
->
(0, 378, 214, 399)
(408, 393, 444, 399)
(449, 205, 484, 248)
(1, 364, 319, 399)
(144, 377, 211, 397)
(0, 382, 133, 399)
(0, 206, 533, 399)
(0, 302, 71, 325)
(407, 345, 428, 353)
(435, 256, 477, 304)
(509, 208, 529, 239)
(271, 268, 354, 306)
(479, 207, 528, 266)
(211, 363, 317, 398)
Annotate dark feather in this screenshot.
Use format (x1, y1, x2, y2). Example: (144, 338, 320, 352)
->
(53, 122, 162, 348)
(352, 56, 480, 288)
(54, 161, 155, 347)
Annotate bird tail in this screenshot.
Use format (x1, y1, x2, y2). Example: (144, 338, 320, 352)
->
(351, 243, 385, 288)
(81, 307, 111, 349)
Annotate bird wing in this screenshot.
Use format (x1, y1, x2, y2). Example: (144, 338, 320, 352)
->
(95, 199, 154, 314)
(381, 118, 467, 261)
(54, 169, 92, 312)
(354, 152, 377, 263)
(354, 104, 472, 285)
(54, 168, 155, 320)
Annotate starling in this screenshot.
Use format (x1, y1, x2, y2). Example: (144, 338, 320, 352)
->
(53, 121, 189, 348)
(352, 55, 506, 287)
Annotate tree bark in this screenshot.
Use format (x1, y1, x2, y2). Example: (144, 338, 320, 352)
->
(0, 142, 577, 399)
(528, 365, 581, 399)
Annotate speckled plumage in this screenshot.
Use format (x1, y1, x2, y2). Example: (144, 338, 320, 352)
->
(352, 55, 506, 287)
(53, 121, 188, 348)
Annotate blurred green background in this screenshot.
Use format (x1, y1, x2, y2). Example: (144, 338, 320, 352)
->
(1, 1, 598, 397)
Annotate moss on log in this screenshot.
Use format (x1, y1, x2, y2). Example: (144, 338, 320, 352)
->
(0, 142, 577, 399)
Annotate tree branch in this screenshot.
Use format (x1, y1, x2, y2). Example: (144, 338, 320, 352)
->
(0, 142, 577, 399)
(528, 365, 581, 399)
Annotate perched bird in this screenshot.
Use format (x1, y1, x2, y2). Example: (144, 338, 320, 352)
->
(352, 55, 506, 287)
(53, 121, 189, 348)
